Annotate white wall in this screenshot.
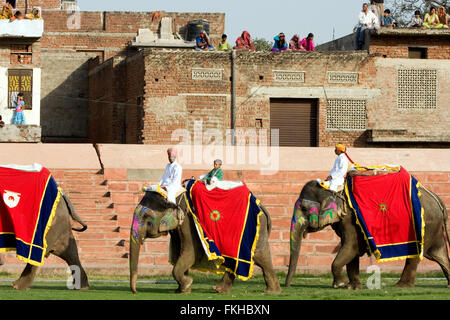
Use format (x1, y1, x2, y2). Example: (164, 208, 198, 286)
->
(0, 67, 41, 125)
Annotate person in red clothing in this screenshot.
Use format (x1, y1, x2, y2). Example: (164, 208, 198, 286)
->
(300, 33, 315, 51)
(234, 31, 256, 50)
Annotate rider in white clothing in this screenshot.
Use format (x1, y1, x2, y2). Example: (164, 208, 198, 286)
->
(144, 148, 182, 204)
(324, 144, 349, 192)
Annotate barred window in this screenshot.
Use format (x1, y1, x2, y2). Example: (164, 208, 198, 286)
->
(326, 99, 366, 131)
(8, 69, 33, 110)
(398, 69, 437, 109)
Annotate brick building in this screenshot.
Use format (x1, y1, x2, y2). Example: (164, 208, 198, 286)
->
(90, 28, 450, 148)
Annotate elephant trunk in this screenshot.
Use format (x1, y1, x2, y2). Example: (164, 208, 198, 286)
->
(129, 236, 141, 294)
(285, 214, 306, 287)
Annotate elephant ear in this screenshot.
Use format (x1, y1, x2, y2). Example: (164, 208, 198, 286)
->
(318, 196, 343, 227)
(159, 208, 185, 232)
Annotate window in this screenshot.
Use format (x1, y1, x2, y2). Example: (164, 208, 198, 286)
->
(326, 99, 366, 131)
(398, 69, 437, 109)
(408, 47, 428, 59)
(61, 0, 77, 11)
(8, 69, 33, 110)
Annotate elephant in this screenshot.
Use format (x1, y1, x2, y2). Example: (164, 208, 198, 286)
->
(7, 190, 89, 290)
(285, 180, 450, 289)
(129, 189, 281, 294)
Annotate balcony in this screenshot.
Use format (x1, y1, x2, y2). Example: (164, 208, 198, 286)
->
(0, 19, 44, 38)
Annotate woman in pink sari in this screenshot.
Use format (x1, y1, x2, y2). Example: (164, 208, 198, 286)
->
(234, 31, 256, 50)
(300, 33, 315, 51)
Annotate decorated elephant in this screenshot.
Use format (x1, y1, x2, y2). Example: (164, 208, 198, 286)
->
(0, 165, 89, 290)
(129, 182, 281, 294)
(286, 176, 450, 289)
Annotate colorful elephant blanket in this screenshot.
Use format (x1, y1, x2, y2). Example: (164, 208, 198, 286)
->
(345, 167, 424, 262)
(184, 179, 262, 280)
(0, 165, 61, 266)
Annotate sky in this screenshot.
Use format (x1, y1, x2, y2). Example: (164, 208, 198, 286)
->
(77, 0, 370, 45)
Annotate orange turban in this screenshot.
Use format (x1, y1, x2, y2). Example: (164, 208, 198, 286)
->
(335, 144, 346, 152)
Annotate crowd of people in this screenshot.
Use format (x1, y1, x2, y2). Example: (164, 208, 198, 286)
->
(195, 30, 316, 52)
(0, 0, 42, 21)
(356, 1, 449, 49)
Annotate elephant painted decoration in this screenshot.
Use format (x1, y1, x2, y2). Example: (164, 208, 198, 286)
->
(5, 190, 89, 290)
(286, 180, 450, 289)
(129, 190, 281, 294)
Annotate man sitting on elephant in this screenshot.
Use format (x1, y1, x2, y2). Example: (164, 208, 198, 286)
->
(323, 144, 350, 192)
(144, 148, 182, 204)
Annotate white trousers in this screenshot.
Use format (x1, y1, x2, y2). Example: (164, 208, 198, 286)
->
(144, 184, 178, 204)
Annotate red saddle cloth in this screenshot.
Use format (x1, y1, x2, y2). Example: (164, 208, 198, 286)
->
(345, 167, 424, 262)
(0, 166, 61, 266)
(185, 180, 262, 280)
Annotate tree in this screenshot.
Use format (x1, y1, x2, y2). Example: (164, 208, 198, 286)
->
(253, 38, 273, 51)
(386, 0, 449, 26)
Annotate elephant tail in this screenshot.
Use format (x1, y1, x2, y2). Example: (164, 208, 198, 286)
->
(61, 190, 88, 232)
(259, 204, 272, 234)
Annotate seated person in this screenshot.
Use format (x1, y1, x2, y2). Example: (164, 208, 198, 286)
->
(218, 34, 232, 51)
(300, 33, 315, 51)
(356, 3, 379, 50)
(381, 9, 395, 27)
(437, 5, 449, 28)
(423, 7, 443, 28)
(195, 31, 214, 50)
(271, 33, 288, 52)
(143, 148, 182, 204)
(408, 10, 423, 27)
(9, 10, 23, 22)
(322, 144, 349, 192)
(25, 7, 42, 20)
(289, 34, 305, 51)
(0, 2, 13, 19)
(199, 159, 223, 184)
(0, 115, 5, 128)
(234, 31, 256, 50)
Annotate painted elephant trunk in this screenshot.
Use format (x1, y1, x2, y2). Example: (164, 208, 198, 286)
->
(285, 211, 307, 287)
(129, 236, 141, 294)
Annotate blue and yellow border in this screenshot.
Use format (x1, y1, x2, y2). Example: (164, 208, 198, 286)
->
(183, 179, 262, 280)
(345, 172, 424, 262)
(0, 174, 61, 267)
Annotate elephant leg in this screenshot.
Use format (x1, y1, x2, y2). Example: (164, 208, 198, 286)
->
(213, 272, 235, 294)
(172, 253, 195, 293)
(12, 263, 39, 290)
(424, 240, 450, 288)
(396, 257, 420, 287)
(345, 256, 362, 290)
(253, 250, 282, 294)
(332, 243, 359, 288)
(53, 236, 89, 290)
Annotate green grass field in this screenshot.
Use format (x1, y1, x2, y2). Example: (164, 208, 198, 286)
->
(0, 271, 448, 300)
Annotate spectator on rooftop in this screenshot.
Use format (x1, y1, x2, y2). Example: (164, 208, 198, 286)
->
(195, 31, 214, 50)
(271, 33, 288, 52)
(25, 7, 42, 20)
(0, 2, 13, 19)
(300, 33, 315, 51)
(356, 3, 379, 50)
(372, 0, 384, 19)
(9, 10, 23, 22)
(437, 5, 448, 28)
(218, 34, 232, 51)
(408, 10, 423, 28)
(381, 9, 395, 27)
(289, 34, 305, 51)
(423, 7, 443, 28)
(234, 31, 256, 50)
(369, 0, 381, 23)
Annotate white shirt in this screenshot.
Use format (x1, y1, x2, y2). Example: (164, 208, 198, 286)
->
(359, 10, 379, 28)
(159, 160, 182, 192)
(329, 153, 349, 185)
